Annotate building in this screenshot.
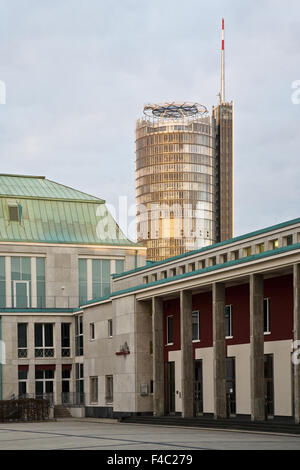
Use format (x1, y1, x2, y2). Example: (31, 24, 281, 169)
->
(135, 21, 233, 262)
(0, 174, 146, 412)
(78, 216, 300, 422)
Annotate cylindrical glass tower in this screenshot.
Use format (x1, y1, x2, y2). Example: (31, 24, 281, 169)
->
(135, 102, 216, 261)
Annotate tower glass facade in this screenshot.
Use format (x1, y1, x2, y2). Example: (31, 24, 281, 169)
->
(135, 102, 233, 261)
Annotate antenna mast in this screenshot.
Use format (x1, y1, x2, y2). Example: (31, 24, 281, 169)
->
(220, 18, 225, 104)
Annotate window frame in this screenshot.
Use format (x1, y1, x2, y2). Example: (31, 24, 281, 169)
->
(192, 310, 200, 342)
(166, 315, 174, 345)
(264, 298, 271, 334)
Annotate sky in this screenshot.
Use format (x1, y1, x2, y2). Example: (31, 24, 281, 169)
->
(0, 0, 299, 240)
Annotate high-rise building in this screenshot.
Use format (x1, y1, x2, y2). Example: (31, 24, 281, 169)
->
(135, 21, 233, 261)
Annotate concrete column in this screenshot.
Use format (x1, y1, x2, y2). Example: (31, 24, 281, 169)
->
(250, 273, 265, 421)
(213, 282, 227, 419)
(180, 290, 194, 417)
(293, 264, 300, 423)
(152, 297, 164, 416)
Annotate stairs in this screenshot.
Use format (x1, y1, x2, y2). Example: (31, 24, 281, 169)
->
(120, 415, 300, 435)
(54, 405, 72, 419)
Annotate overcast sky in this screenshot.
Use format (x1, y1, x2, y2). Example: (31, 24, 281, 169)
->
(0, 0, 299, 240)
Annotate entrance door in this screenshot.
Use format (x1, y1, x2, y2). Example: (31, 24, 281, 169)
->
(14, 281, 29, 308)
(226, 357, 236, 416)
(165, 361, 175, 415)
(194, 359, 203, 416)
(264, 354, 274, 417)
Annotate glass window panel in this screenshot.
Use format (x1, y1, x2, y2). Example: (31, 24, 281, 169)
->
(11, 257, 21, 281)
(116, 260, 124, 274)
(35, 370, 43, 380)
(45, 370, 54, 379)
(21, 257, 31, 281)
(61, 323, 70, 347)
(36, 258, 45, 281)
(18, 370, 27, 380)
(167, 316, 174, 344)
(102, 260, 111, 283)
(35, 381, 43, 395)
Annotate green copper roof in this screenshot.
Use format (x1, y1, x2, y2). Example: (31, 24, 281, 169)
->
(0, 174, 103, 202)
(0, 174, 137, 246)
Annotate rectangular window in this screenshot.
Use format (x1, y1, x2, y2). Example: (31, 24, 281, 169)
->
(8, 205, 19, 222)
(115, 260, 124, 274)
(256, 243, 264, 254)
(284, 235, 293, 246)
(90, 322, 95, 340)
(34, 324, 54, 357)
(92, 259, 111, 299)
(244, 246, 252, 257)
(269, 239, 279, 250)
(75, 315, 84, 356)
(192, 311, 200, 341)
(36, 258, 46, 308)
(161, 270, 167, 279)
(17, 323, 27, 358)
(167, 315, 174, 344)
(78, 259, 87, 305)
(35, 367, 54, 402)
(105, 375, 113, 403)
(220, 253, 228, 263)
(264, 298, 271, 333)
(225, 305, 233, 338)
(0, 257, 5, 308)
(231, 250, 239, 261)
(90, 376, 98, 403)
(108, 319, 113, 337)
(18, 366, 28, 397)
(61, 323, 71, 357)
(75, 363, 84, 405)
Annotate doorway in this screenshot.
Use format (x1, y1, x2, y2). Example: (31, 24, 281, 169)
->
(264, 354, 274, 417)
(13, 280, 30, 308)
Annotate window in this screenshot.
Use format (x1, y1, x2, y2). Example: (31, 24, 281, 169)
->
(256, 243, 264, 254)
(61, 323, 70, 357)
(8, 205, 19, 222)
(284, 235, 293, 246)
(92, 259, 111, 298)
(198, 260, 205, 269)
(151, 273, 157, 282)
(105, 375, 113, 403)
(161, 270, 167, 279)
(150, 379, 154, 394)
(108, 319, 113, 337)
(244, 246, 252, 257)
(264, 298, 271, 333)
(188, 262, 195, 272)
(225, 305, 233, 338)
(220, 254, 228, 263)
(76, 363, 84, 404)
(115, 260, 124, 274)
(36, 258, 45, 308)
(192, 311, 200, 341)
(143, 276, 148, 284)
(34, 323, 54, 357)
(167, 315, 174, 344)
(0, 257, 5, 308)
(17, 323, 27, 358)
(179, 265, 186, 274)
(11, 257, 31, 308)
(269, 239, 279, 250)
(62, 366, 71, 402)
(35, 367, 55, 403)
(170, 268, 176, 277)
(90, 377, 98, 403)
(89, 322, 95, 340)
(75, 315, 83, 356)
(78, 259, 87, 305)
(209, 257, 216, 266)
(231, 250, 239, 261)
(18, 366, 28, 397)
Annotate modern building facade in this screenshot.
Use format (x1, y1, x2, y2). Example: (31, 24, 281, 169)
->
(0, 174, 146, 412)
(135, 101, 233, 262)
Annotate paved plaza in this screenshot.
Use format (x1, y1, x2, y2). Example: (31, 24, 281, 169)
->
(0, 419, 299, 450)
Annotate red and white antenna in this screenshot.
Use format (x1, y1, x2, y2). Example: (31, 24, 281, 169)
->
(220, 17, 225, 104)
